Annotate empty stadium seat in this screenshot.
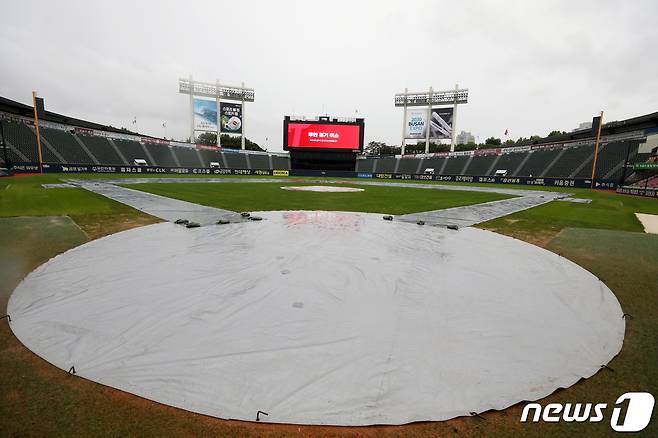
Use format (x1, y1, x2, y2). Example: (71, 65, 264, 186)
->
(222, 151, 248, 169)
(356, 158, 376, 172)
(41, 127, 92, 164)
(271, 155, 290, 170)
(144, 144, 178, 167)
(376, 157, 397, 173)
(492, 152, 525, 176)
(172, 147, 202, 167)
(396, 158, 422, 173)
(632, 152, 652, 164)
(113, 139, 152, 165)
(544, 145, 593, 178)
(442, 156, 469, 175)
(3, 120, 39, 162)
(516, 149, 560, 177)
(464, 155, 497, 176)
(249, 154, 270, 170)
(592, 141, 637, 181)
(197, 149, 223, 167)
(423, 157, 447, 174)
(78, 135, 125, 165)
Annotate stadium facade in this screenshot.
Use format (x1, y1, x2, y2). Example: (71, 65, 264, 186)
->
(1, 95, 657, 191)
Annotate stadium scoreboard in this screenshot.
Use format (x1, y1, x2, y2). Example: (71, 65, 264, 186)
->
(283, 116, 365, 153)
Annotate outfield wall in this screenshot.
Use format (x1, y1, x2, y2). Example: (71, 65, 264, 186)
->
(616, 186, 658, 198)
(8, 162, 617, 189)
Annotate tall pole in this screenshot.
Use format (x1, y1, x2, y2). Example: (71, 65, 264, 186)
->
(619, 141, 631, 186)
(400, 88, 408, 155)
(241, 82, 246, 150)
(450, 83, 458, 153)
(0, 120, 10, 169)
(590, 110, 604, 188)
(425, 86, 432, 154)
(189, 74, 195, 143)
(401, 87, 408, 155)
(216, 79, 221, 148)
(32, 91, 44, 173)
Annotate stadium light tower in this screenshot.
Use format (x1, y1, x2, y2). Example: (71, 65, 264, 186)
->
(395, 84, 468, 155)
(179, 76, 254, 149)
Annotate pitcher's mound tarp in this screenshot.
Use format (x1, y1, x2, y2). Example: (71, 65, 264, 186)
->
(281, 185, 364, 192)
(8, 211, 624, 426)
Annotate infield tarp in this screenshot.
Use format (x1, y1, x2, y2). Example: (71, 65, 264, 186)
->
(8, 211, 624, 425)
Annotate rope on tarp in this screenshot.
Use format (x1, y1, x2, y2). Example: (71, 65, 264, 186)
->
(1, 314, 10, 322)
(601, 364, 615, 372)
(256, 410, 268, 421)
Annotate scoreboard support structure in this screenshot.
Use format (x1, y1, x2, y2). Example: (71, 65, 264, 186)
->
(396, 85, 468, 155)
(283, 116, 365, 172)
(179, 76, 254, 149)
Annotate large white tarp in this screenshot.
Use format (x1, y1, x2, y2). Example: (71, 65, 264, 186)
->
(8, 211, 624, 425)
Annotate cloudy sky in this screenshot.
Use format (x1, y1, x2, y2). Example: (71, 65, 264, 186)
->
(1, 0, 656, 151)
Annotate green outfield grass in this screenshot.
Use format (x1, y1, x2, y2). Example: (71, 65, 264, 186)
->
(478, 189, 658, 246)
(0, 175, 160, 239)
(121, 181, 514, 214)
(1, 173, 657, 437)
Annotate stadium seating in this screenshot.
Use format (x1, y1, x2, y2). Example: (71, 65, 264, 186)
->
(79, 135, 125, 165)
(0, 111, 646, 184)
(356, 158, 377, 172)
(464, 155, 497, 176)
(442, 156, 469, 175)
(41, 128, 92, 164)
(491, 152, 526, 176)
(113, 139, 152, 165)
(632, 152, 652, 164)
(197, 149, 223, 167)
(591, 142, 633, 180)
(4, 120, 39, 162)
(422, 157, 447, 174)
(631, 175, 658, 188)
(249, 153, 270, 170)
(173, 146, 202, 167)
(397, 158, 422, 173)
(544, 145, 594, 178)
(516, 149, 561, 177)
(271, 155, 290, 170)
(222, 151, 248, 169)
(645, 176, 658, 188)
(145, 144, 178, 167)
(376, 157, 397, 173)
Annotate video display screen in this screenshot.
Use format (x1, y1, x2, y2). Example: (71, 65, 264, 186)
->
(284, 120, 364, 151)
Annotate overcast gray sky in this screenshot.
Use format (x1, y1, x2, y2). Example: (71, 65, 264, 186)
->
(1, 0, 657, 151)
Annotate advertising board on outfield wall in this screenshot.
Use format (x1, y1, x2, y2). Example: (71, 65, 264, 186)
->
(617, 186, 658, 198)
(9, 162, 617, 190)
